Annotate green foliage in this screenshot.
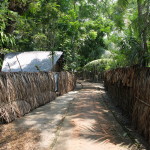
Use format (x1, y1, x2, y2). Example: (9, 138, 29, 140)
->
(88, 30, 97, 40)
(0, 1, 16, 50)
(84, 58, 113, 73)
(0, 0, 149, 72)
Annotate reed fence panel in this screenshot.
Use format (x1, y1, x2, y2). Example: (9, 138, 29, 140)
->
(104, 66, 150, 143)
(0, 71, 76, 123)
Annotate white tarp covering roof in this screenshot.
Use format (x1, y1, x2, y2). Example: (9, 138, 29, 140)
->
(2, 51, 63, 72)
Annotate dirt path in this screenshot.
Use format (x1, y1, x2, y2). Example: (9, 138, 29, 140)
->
(53, 82, 138, 150)
(0, 91, 78, 150)
(0, 82, 145, 150)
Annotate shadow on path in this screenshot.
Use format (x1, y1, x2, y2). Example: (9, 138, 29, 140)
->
(0, 82, 144, 150)
(53, 83, 138, 150)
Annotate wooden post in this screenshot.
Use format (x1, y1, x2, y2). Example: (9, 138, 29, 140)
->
(7, 62, 11, 72)
(16, 55, 23, 72)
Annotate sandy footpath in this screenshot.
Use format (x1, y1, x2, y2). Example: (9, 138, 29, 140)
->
(0, 82, 142, 150)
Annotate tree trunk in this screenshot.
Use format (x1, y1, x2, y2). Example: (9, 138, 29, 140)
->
(137, 0, 149, 66)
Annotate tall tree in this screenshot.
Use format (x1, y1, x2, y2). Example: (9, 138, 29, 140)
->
(115, 0, 150, 66)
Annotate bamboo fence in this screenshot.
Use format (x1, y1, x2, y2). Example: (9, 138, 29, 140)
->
(58, 72, 76, 95)
(0, 71, 76, 123)
(83, 71, 104, 82)
(104, 66, 150, 143)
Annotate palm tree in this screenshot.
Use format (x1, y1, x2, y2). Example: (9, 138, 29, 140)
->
(117, 0, 149, 66)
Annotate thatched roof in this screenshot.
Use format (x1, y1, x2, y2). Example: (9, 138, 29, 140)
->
(2, 51, 63, 72)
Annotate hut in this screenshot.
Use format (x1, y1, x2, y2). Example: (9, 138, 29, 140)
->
(1, 51, 64, 72)
(0, 51, 76, 123)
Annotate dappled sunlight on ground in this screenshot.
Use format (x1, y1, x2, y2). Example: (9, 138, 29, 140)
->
(0, 82, 141, 150)
(53, 85, 137, 150)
